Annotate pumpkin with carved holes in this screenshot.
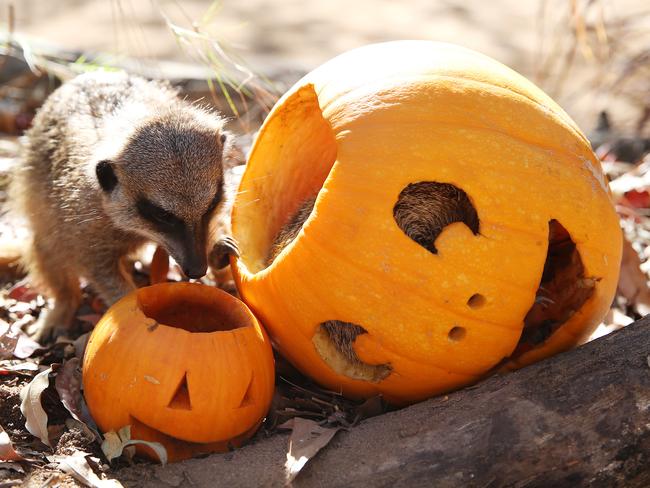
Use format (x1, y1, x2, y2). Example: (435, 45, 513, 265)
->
(230, 41, 622, 405)
(82, 282, 275, 462)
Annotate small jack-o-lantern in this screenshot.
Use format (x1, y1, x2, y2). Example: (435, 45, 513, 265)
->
(230, 41, 622, 405)
(82, 282, 275, 462)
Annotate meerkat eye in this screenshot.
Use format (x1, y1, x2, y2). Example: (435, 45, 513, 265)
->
(96, 160, 118, 192)
(136, 198, 183, 229)
(219, 133, 227, 145)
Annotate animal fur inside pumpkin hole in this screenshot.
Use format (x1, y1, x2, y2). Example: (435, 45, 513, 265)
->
(515, 219, 597, 355)
(393, 181, 480, 254)
(312, 321, 391, 383)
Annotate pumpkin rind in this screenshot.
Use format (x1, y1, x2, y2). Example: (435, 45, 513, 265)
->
(231, 41, 622, 404)
(82, 282, 275, 461)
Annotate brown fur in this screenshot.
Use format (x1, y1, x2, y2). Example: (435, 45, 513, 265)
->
(8, 72, 240, 341)
(267, 196, 316, 265)
(393, 181, 479, 254)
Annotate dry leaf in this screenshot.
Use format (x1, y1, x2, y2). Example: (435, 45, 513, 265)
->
(0, 326, 17, 360)
(0, 360, 38, 375)
(280, 417, 341, 484)
(48, 451, 123, 488)
(0, 461, 24, 473)
(54, 358, 83, 421)
(19, 366, 53, 447)
(0, 320, 41, 359)
(74, 332, 91, 360)
(0, 425, 24, 461)
(617, 237, 650, 316)
(7, 280, 39, 303)
(13, 333, 40, 359)
(101, 426, 167, 466)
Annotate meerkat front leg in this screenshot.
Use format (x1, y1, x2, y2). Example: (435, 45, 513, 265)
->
(80, 246, 138, 307)
(25, 242, 82, 343)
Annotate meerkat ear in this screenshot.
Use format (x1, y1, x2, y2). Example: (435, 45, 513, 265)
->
(96, 160, 118, 192)
(219, 133, 227, 145)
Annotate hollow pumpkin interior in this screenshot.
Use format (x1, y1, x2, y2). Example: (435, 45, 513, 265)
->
(136, 284, 254, 333)
(235, 84, 337, 274)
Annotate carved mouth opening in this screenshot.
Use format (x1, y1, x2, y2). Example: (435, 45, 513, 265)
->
(137, 284, 254, 333)
(393, 181, 480, 254)
(512, 219, 597, 356)
(312, 320, 392, 383)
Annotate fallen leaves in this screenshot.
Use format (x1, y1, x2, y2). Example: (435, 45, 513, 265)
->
(0, 425, 24, 462)
(54, 358, 83, 422)
(0, 319, 41, 360)
(101, 426, 168, 466)
(280, 417, 341, 484)
(19, 366, 53, 447)
(617, 237, 650, 316)
(47, 451, 122, 488)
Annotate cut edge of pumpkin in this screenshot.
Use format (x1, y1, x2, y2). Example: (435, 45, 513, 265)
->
(233, 83, 338, 275)
(137, 283, 255, 334)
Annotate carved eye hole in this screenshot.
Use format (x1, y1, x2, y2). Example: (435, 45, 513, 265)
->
(168, 373, 191, 410)
(238, 375, 255, 408)
(393, 181, 479, 254)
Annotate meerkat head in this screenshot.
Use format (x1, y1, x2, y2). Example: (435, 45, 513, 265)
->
(95, 105, 235, 279)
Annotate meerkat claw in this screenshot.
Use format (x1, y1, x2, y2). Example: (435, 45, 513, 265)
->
(208, 236, 239, 270)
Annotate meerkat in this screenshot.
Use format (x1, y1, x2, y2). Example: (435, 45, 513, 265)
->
(8, 71, 240, 342)
(266, 181, 479, 379)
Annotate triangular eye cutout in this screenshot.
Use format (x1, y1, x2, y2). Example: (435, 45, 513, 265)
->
(238, 375, 254, 408)
(167, 373, 192, 410)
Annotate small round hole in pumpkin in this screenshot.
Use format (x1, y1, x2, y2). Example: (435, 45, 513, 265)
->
(137, 284, 253, 333)
(467, 293, 486, 309)
(448, 326, 466, 342)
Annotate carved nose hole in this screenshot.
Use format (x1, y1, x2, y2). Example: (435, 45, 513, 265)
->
(393, 181, 479, 254)
(467, 293, 486, 309)
(168, 373, 192, 410)
(448, 326, 466, 342)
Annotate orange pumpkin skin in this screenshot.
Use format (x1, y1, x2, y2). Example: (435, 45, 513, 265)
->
(82, 282, 275, 462)
(230, 41, 622, 405)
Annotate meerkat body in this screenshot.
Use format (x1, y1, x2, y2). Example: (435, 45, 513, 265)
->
(9, 71, 238, 341)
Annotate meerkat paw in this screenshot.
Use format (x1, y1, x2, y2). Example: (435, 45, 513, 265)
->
(27, 300, 78, 344)
(208, 236, 239, 270)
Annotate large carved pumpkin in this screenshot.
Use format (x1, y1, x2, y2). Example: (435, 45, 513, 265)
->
(82, 282, 275, 461)
(231, 41, 622, 405)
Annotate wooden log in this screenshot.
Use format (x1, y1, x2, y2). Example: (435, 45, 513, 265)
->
(114, 318, 650, 488)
